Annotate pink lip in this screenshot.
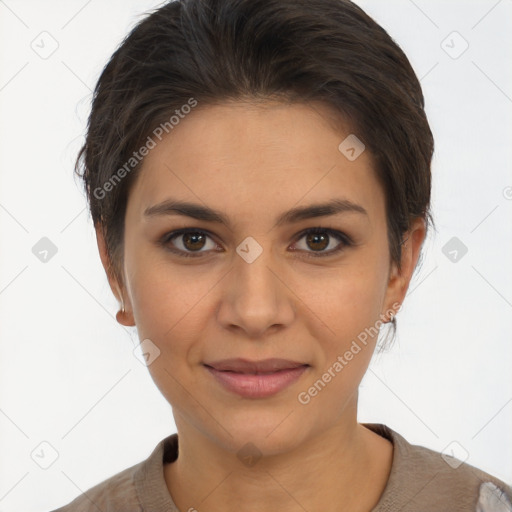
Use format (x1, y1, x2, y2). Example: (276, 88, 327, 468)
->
(204, 358, 309, 398)
(204, 357, 307, 373)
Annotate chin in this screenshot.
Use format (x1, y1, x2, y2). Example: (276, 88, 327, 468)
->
(207, 407, 311, 458)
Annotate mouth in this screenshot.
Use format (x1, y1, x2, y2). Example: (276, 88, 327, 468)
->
(203, 358, 310, 398)
(204, 357, 309, 373)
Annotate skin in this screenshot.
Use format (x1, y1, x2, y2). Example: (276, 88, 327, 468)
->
(96, 100, 426, 512)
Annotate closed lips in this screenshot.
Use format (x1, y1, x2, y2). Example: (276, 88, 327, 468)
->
(203, 358, 309, 374)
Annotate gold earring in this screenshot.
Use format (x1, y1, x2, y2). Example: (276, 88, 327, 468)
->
(115, 297, 125, 324)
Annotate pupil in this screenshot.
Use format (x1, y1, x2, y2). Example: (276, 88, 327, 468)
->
(307, 232, 328, 251)
(184, 232, 205, 251)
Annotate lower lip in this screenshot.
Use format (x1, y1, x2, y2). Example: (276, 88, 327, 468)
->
(205, 365, 309, 398)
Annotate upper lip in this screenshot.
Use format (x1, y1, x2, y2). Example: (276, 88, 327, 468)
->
(204, 358, 309, 373)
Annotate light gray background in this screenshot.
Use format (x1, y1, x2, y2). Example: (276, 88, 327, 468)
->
(0, 1, 511, 510)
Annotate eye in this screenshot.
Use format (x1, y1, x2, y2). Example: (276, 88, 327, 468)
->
(159, 227, 352, 259)
(161, 229, 220, 258)
(291, 227, 352, 258)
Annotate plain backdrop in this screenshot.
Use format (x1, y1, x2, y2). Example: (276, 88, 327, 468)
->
(0, 0, 511, 510)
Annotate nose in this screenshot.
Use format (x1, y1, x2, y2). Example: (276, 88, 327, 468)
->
(216, 237, 295, 339)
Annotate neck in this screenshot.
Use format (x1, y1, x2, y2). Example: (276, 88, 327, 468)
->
(164, 407, 393, 512)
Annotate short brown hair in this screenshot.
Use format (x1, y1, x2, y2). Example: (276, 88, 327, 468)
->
(76, 0, 434, 342)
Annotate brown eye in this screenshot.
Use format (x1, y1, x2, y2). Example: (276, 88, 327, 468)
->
(305, 231, 329, 251)
(162, 229, 218, 257)
(181, 232, 207, 251)
(160, 227, 352, 259)
(292, 228, 351, 257)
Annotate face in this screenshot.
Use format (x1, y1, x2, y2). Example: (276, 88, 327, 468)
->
(99, 100, 421, 456)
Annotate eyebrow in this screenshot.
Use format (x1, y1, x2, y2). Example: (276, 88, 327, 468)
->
(144, 198, 368, 228)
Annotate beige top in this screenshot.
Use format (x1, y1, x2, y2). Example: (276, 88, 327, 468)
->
(51, 423, 512, 511)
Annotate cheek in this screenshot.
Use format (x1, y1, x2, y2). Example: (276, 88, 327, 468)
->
(126, 257, 213, 405)
(296, 262, 387, 347)
(293, 267, 385, 414)
(126, 248, 217, 349)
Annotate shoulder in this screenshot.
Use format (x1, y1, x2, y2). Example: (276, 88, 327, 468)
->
(50, 433, 178, 512)
(364, 423, 512, 512)
(50, 461, 144, 512)
(403, 441, 512, 511)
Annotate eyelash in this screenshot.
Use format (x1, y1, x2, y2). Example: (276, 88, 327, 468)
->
(159, 227, 353, 259)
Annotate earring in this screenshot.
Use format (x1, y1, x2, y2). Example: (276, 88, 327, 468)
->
(115, 298, 125, 323)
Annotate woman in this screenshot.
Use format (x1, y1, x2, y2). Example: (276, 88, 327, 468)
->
(52, 0, 512, 510)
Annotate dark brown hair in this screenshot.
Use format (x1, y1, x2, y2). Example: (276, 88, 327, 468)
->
(75, 0, 434, 343)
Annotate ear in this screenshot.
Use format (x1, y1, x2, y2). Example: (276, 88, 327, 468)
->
(382, 217, 427, 319)
(95, 224, 135, 326)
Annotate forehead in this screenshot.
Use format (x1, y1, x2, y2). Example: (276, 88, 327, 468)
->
(126, 100, 385, 226)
